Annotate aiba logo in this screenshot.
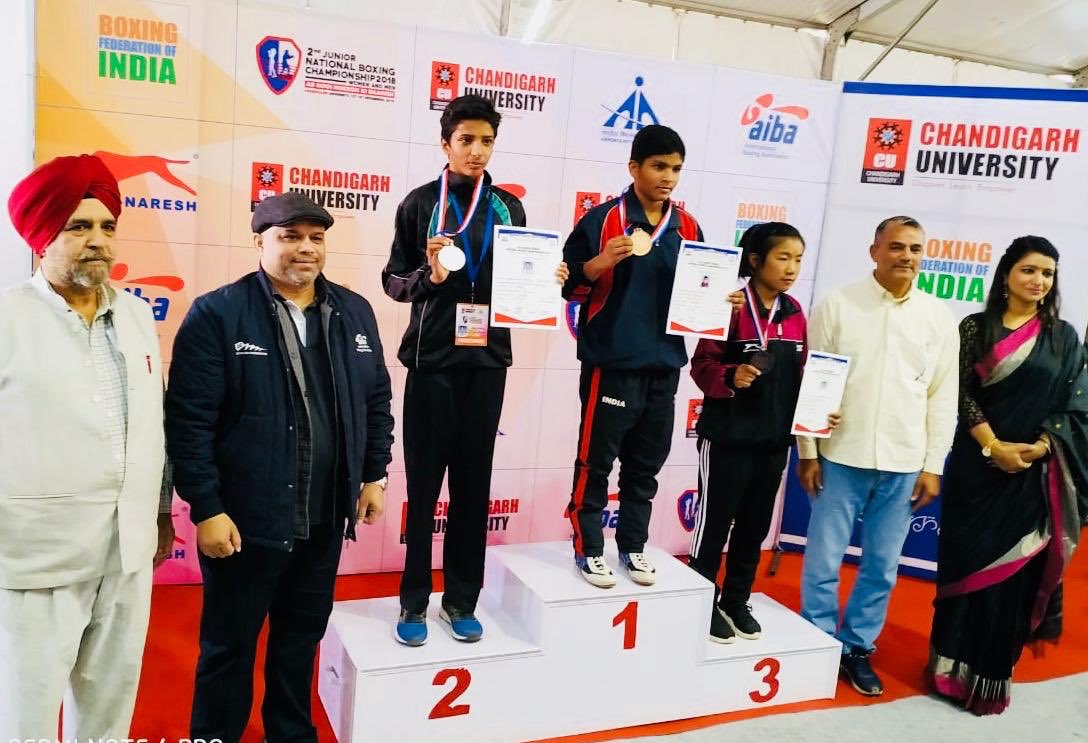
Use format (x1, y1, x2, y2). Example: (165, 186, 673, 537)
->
(95, 150, 197, 213)
(110, 262, 185, 322)
(430, 61, 460, 110)
(861, 118, 913, 186)
(677, 489, 697, 532)
(257, 36, 300, 95)
(740, 93, 809, 146)
(601, 76, 658, 144)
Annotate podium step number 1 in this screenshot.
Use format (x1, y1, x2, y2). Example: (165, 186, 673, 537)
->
(319, 541, 841, 742)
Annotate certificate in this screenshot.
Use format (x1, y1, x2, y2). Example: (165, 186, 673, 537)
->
(665, 240, 742, 339)
(791, 351, 851, 438)
(490, 225, 563, 330)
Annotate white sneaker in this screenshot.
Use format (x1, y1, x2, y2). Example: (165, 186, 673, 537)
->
(576, 555, 617, 588)
(619, 551, 656, 586)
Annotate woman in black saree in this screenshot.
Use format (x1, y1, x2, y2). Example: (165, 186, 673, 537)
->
(928, 235, 1088, 715)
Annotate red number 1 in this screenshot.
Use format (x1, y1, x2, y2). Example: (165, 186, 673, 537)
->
(612, 601, 638, 650)
(429, 667, 472, 719)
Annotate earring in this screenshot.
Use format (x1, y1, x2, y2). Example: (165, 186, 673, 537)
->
(1002, 286, 1008, 299)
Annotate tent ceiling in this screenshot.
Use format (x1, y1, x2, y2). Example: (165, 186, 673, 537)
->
(642, 0, 1088, 76)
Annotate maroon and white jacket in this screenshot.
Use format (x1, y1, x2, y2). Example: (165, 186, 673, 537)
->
(690, 291, 807, 451)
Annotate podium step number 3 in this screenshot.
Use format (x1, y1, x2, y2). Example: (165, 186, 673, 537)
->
(319, 541, 841, 742)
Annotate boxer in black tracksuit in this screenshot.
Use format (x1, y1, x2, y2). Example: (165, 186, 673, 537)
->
(562, 125, 703, 588)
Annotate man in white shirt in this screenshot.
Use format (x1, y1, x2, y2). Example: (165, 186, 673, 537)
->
(0, 154, 174, 738)
(797, 215, 958, 697)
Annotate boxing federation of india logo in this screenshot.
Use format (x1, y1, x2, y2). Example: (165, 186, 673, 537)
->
(861, 118, 913, 185)
(256, 36, 300, 95)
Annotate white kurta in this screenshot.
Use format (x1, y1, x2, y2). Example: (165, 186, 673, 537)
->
(0, 271, 165, 739)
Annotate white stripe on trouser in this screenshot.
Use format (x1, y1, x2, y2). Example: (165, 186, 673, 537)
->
(690, 437, 711, 558)
(0, 564, 153, 739)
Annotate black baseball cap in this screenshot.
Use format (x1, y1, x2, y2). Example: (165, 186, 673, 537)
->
(251, 192, 334, 233)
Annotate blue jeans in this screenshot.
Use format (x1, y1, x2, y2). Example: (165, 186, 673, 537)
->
(800, 457, 917, 653)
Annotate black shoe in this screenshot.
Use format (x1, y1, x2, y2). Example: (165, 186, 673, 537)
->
(840, 648, 884, 696)
(722, 603, 762, 640)
(710, 607, 736, 644)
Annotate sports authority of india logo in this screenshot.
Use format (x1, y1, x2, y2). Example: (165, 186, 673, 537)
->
(257, 36, 301, 94)
(677, 489, 697, 532)
(739, 93, 809, 158)
(600, 76, 658, 143)
(861, 118, 913, 185)
(97, 14, 179, 85)
(430, 61, 460, 110)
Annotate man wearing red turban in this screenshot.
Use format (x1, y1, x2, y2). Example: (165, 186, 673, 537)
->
(0, 154, 175, 739)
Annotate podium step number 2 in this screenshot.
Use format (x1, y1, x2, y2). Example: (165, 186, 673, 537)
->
(319, 541, 841, 742)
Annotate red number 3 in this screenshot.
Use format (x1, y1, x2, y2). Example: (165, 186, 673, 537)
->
(749, 657, 780, 703)
(429, 667, 472, 719)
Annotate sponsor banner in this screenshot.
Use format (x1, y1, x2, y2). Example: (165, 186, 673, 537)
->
(789, 83, 1088, 577)
(235, 5, 415, 138)
(232, 125, 408, 254)
(565, 47, 713, 169)
(35, 108, 234, 247)
(410, 29, 573, 157)
(704, 69, 840, 182)
(685, 399, 702, 438)
(37, 0, 236, 121)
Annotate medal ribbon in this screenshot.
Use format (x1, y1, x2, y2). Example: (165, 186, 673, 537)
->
(447, 189, 495, 290)
(744, 281, 780, 351)
(436, 169, 485, 237)
(616, 187, 672, 244)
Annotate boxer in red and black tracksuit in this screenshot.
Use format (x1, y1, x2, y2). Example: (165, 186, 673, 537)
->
(688, 221, 810, 643)
(562, 125, 701, 588)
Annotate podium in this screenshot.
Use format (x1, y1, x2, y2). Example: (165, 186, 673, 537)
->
(319, 541, 841, 742)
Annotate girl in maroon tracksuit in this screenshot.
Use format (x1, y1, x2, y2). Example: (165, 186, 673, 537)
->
(689, 222, 811, 644)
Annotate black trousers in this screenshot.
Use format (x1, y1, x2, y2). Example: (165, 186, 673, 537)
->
(399, 367, 506, 614)
(687, 438, 787, 608)
(567, 366, 680, 558)
(190, 522, 343, 743)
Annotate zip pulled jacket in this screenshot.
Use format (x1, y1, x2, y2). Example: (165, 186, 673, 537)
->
(690, 291, 807, 450)
(382, 169, 526, 371)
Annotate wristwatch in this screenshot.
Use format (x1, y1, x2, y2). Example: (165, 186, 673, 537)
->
(981, 437, 998, 458)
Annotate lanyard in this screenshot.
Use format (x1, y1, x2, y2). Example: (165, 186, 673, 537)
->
(744, 281, 780, 350)
(435, 169, 485, 238)
(616, 187, 672, 244)
(447, 189, 495, 296)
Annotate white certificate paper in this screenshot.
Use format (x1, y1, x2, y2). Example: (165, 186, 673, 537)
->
(791, 351, 851, 438)
(665, 241, 742, 339)
(490, 225, 563, 330)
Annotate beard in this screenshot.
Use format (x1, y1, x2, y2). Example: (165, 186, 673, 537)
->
(68, 258, 112, 289)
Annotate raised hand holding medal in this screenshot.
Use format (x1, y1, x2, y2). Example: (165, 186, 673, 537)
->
(618, 187, 672, 258)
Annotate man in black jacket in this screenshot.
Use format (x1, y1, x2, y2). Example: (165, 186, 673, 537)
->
(166, 192, 393, 743)
(383, 94, 566, 646)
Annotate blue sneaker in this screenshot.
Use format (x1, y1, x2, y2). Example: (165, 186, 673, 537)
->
(439, 605, 483, 642)
(395, 608, 428, 646)
(575, 554, 616, 588)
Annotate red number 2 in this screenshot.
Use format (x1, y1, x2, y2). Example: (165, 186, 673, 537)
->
(612, 601, 638, 650)
(749, 657, 781, 703)
(429, 667, 472, 719)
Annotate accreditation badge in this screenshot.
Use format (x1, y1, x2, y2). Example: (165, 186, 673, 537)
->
(454, 302, 489, 347)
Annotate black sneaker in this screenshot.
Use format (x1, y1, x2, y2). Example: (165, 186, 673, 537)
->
(840, 648, 884, 696)
(722, 603, 762, 640)
(709, 608, 736, 644)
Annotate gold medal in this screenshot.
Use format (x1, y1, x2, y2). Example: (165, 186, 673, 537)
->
(630, 229, 652, 257)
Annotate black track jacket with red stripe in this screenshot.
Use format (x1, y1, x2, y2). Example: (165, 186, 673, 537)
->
(562, 189, 702, 370)
(690, 292, 807, 450)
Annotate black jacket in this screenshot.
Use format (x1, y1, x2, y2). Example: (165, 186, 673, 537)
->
(382, 169, 526, 371)
(562, 189, 703, 370)
(165, 271, 393, 551)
